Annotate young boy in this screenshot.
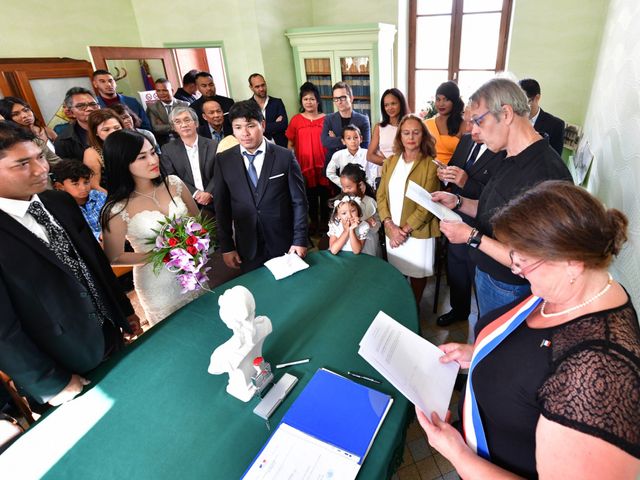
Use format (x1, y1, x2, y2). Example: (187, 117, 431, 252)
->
(50, 160, 107, 241)
(325, 124, 377, 189)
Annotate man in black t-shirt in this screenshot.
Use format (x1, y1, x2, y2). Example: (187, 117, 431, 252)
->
(432, 78, 572, 338)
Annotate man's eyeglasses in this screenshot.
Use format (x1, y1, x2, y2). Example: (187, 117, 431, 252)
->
(509, 250, 545, 278)
(173, 119, 194, 126)
(333, 95, 349, 103)
(470, 110, 491, 127)
(72, 102, 99, 111)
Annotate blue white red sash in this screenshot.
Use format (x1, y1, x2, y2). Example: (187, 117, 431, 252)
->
(462, 295, 542, 460)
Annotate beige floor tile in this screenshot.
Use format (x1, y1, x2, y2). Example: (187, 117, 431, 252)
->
(401, 444, 414, 466)
(407, 436, 432, 462)
(415, 456, 443, 480)
(397, 464, 423, 480)
(433, 453, 455, 474)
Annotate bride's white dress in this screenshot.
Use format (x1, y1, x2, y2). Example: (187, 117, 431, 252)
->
(114, 175, 205, 326)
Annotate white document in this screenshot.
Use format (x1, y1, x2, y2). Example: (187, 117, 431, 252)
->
(358, 311, 459, 419)
(263, 253, 309, 280)
(405, 180, 463, 222)
(242, 423, 360, 480)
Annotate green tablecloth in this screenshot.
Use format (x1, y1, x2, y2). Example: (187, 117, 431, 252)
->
(1, 251, 418, 479)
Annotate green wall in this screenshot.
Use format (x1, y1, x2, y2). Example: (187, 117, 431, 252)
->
(311, 0, 398, 25)
(130, 0, 312, 115)
(507, 0, 609, 125)
(0, 0, 141, 61)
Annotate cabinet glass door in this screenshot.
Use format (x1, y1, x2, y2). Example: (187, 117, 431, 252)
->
(303, 57, 333, 114)
(339, 55, 371, 121)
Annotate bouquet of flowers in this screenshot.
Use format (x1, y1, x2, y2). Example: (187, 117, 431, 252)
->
(146, 215, 216, 293)
(418, 100, 437, 120)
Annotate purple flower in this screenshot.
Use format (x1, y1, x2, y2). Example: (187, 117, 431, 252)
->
(186, 221, 202, 235)
(177, 273, 199, 293)
(155, 235, 166, 249)
(194, 237, 210, 252)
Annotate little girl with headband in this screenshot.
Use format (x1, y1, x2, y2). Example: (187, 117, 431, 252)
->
(338, 163, 382, 256)
(328, 195, 370, 254)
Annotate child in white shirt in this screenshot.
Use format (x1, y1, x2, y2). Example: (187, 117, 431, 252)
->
(326, 124, 377, 189)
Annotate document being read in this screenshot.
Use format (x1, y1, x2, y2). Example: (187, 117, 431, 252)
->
(358, 311, 459, 419)
(405, 180, 462, 222)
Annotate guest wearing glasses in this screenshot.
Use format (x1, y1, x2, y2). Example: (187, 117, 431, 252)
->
(418, 180, 640, 479)
(160, 106, 218, 215)
(431, 78, 572, 332)
(321, 81, 371, 168)
(54, 87, 101, 162)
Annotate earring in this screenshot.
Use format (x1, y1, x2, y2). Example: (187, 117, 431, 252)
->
(569, 277, 576, 285)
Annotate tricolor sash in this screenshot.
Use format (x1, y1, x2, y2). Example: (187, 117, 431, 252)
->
(462, 295, 542, 459)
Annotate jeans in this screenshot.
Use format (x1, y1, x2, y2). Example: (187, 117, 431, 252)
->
(472, 268, 531, 340)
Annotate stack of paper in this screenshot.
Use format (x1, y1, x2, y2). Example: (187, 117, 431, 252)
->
(358, 311, 459, 419)
(243, 368, 393, 480)
(263, 253, 309, 280)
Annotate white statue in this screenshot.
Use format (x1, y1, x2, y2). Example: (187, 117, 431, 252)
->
(208, 286, 273, 402)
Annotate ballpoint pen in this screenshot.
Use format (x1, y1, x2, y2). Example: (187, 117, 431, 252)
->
(347, 371, 381, 384)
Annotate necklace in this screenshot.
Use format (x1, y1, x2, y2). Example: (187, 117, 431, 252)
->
(540, 273, 613, 318)
(134, 185, 160, 208)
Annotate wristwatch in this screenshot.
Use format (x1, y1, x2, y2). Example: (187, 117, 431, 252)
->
(454, 194, 463, 210)
(467, 228, 483, 249)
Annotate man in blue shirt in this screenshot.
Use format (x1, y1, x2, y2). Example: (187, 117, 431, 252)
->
(92, 70, 152, 131)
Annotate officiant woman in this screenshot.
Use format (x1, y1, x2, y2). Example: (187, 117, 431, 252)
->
(416, 180, 640, 478)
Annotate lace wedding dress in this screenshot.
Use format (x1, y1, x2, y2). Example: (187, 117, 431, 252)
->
(114, 176, 205, 326)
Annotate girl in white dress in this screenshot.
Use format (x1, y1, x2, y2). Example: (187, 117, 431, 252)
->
(339, 163, 381, 257)
(101, 130, 204, 327)
(328, 196, 369, 255)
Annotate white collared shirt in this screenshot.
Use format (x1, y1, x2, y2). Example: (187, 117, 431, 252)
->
(467, 143, 488, 166)
(255, 96, 270, 119)
(530, 107, 541, 126)
(240, 139, 267, 180)
(183, 137, 205, 192)
(0, 194, 59, 243)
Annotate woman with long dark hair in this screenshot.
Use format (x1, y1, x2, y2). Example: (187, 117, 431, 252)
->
(424, 81, 465, 164)
(0, 97, 60, 164)
(367, 88, 409, 171)
(100, 130, 203, 327)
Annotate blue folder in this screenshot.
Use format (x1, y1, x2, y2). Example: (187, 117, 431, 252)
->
(281, 368, 393, 464)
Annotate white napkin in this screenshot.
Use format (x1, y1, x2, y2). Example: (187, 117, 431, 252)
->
(263, 253, 310, 280)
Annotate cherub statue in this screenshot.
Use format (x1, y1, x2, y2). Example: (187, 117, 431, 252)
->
(208, 286, 272, 402)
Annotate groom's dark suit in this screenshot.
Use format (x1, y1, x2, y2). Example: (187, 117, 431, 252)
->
(213, 142, 308, 272)
(0, 190, 134, 403)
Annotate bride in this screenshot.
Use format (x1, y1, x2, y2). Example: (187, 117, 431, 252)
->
(101, 129, 205, 327)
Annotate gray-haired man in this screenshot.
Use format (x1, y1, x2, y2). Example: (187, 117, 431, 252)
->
(160, 106, 218, 213)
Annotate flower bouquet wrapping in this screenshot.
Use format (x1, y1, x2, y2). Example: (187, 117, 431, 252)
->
(146, 215, 216, 292)
(418, 100, 436, 120)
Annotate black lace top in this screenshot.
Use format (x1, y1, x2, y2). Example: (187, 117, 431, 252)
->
(472, 297, 640, 478)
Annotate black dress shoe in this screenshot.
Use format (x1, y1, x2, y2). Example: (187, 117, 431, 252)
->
(436, 310, 465, 327)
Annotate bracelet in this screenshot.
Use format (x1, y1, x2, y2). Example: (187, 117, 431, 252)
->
(454, 194, 463, 210)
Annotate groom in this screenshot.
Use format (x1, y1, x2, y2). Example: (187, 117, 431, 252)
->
(0, 123, 142, 406)
(214, 101, 308, 272)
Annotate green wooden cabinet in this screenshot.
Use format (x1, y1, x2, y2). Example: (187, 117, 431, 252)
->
(285, 23, 396, 126)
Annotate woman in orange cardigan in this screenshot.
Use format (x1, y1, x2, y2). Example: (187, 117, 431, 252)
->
(377, 114, 440, 305)
(424, 81, 465, 164)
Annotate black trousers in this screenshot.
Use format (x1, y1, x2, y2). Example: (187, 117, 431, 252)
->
(446, 242, 477, 318)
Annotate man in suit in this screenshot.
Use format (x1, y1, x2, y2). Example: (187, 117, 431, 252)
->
(519, 78, 565, 155)
(321, 81, 370, 165)
(146, 78, 189, 146)
(161, 106, 218, 215)
(92, 70, 152, 131)
(197, 98, 229, 141)
(0, 123, 141, 406)
(214, 100, 308, 273)
(190, 72, 234, 131)
(54, 87, 101, 162)
(435, 124, 505, 327)
(174, 70, 199, 104)
(247, 73, 288, 147)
